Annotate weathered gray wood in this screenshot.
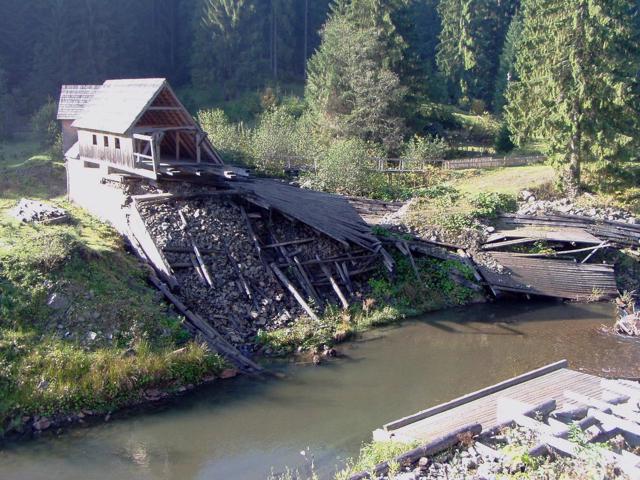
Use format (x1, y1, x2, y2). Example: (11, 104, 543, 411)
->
(564, 390, 613, 413)
(270, 263, 319, 321)
(294, 256, 323, 307)
(589, 409, 640, 446)
(263, 238, 315, 249)
(348, 423, 482, 480)
(384, 360, 568, 431)
(318, 257, 349, 309)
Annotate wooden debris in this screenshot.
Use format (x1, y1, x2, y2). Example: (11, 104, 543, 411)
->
(148, 274, 265, 375)
(318, 257, 349, 309)
(270, 263, 319, 321)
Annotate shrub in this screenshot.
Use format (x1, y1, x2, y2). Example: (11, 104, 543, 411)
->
(418, 102, 461, 130)
(30, 98, 59, 148)
(251, 107, 304, 173)
(305, 138, 381, 196)
(197, 108, 249, 164)
(470, 192, 517, 217)
(494, 124, 515, 153)
(402, 134, 448, 162)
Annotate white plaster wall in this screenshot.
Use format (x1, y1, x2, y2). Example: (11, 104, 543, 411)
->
(66, 158, 130, 234)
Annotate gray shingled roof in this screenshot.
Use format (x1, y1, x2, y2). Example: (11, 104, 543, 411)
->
(72, 78, 167, 135)
(56, 85, 101, 120)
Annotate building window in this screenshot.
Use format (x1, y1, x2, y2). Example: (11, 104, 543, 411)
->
(103, 136, 109, 147)
(115, 138, 121, 149)
(92, 134, 97, 145)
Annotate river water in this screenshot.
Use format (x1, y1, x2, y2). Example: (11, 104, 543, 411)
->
(2, 301, 639, 480)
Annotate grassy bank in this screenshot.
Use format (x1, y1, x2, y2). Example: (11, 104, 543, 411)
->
(0, 141, 226, 435)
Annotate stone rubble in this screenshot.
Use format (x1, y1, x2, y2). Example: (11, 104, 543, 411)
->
(10, 198, 68, 223)
(517, 190, 637, 224)
(138, 192, 368, 352)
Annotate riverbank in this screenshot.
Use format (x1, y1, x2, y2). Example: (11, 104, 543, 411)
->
(0, 142, 482, 441)
(0, 143, 229, 440)
(1, 302, 635, 480)
(1, 140, 636, 447)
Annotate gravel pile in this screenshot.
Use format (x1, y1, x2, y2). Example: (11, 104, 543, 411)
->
(518, 191, 637, 224)
(10, 198, 67, 223)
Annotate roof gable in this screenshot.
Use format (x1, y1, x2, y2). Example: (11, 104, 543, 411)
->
(72, 78, 166, 135)
(57, 85, 101, 120)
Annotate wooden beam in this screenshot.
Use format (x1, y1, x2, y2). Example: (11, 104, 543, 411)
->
(270, 263, 319, 321)
(318, 257, 349, 309)
(196, 132, 202, 163)
(175, 131, 180, 161)
(147, 106, 182, 111)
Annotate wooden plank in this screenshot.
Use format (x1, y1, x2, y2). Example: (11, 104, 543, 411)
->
(383, 360, 568, 431)
(318, 258, 349, 309)
(263, 238, 315, 249)
(270, 263, 319, 321)
(482, 237, 542, 250)
(564, 390, 613, 413)
(589, 409, 640, 446)
(485, 227, 602, 245)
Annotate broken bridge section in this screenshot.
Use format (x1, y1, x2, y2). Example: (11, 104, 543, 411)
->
(122, 179, 393, 374)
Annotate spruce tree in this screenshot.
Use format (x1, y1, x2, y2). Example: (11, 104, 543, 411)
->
(436, 0, 518, 107)
(306, 8, 406, 152)
(493, 11, 522, 113)
(505, 0, 640, 196)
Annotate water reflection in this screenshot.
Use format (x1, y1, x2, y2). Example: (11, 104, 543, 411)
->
(1, 300, 637, 480)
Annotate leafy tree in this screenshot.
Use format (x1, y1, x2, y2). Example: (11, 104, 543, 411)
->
(505, 0, 640, 196)
(31, 98, 60, 148)
(306, 7, 406, 152)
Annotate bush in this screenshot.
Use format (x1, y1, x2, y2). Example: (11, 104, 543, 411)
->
(197, 108, 249, 164)
(470, 192, 517, 217)
(418, 102, 461, 130)
(402, 134, 448, 161)
(251, 107, 306, 173)
(304, 138, 381, 196)
(494, 124, 515, 153)
(30, 98, 59, 148)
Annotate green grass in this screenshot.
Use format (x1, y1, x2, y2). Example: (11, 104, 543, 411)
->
(451, 165, 556, 197)
(334, 441, 420, 480)
(0, 141, 226, 433)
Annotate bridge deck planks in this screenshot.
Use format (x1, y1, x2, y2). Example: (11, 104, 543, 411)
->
(376, 366, 604, 444)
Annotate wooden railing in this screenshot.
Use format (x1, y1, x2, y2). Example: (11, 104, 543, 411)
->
(280, 154, 545, 174)
(79, 144, 135, 169)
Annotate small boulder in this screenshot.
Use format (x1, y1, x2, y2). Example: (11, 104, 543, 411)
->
(33, 417, 51, 431)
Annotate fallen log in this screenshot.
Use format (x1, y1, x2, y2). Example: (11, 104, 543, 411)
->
(347, 423, 482, 480)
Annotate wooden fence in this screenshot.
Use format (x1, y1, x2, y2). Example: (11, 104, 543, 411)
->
(282, 155, 545, 174)
(442, 155, 544, 170)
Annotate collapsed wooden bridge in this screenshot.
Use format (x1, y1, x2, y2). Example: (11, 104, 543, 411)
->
(353, 361, 640, 479)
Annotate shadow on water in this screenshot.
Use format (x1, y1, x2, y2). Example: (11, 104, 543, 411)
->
(1, 300, 639, 480)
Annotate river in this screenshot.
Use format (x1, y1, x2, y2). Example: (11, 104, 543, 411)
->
(1, 300, 639, 480)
